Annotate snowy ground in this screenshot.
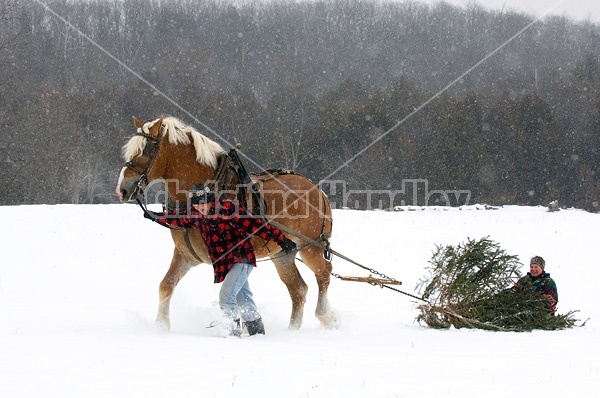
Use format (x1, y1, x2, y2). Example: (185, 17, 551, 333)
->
(0, 204, 598, 397)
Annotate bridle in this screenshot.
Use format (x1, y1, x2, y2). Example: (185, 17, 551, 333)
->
(124, 131, 162, 182)
(123, 129, 166, 220)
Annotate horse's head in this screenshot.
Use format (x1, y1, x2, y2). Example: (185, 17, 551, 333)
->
(116, 116, 226, 203)
(116, 116, 166, 202)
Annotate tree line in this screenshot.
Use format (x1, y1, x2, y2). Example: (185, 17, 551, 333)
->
(0, 0, 599, 211)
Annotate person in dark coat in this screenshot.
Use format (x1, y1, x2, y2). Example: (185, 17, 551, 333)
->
(145, 184, 296, 337)
(513, 255, 558, 314)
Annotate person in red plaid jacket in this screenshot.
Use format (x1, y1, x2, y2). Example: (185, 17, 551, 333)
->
(144, 184, 296, 337)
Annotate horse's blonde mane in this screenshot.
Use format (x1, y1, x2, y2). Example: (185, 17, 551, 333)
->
(121, 135, 147, 162)
(121, 116, 225, 169)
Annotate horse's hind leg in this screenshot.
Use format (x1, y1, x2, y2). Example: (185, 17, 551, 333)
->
(156, 248, 192, 331)
(299, 245, 336, 329)
(271, 253, 308, 329)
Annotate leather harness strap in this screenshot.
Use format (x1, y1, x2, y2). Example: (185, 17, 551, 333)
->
(165, 149, 332, 264)
(182, 228, 203, 263)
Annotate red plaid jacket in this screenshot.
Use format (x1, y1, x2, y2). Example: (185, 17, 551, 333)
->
(154, 198, 285, 283)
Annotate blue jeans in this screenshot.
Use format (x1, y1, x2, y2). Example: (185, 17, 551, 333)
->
(219, 263, 260, 323)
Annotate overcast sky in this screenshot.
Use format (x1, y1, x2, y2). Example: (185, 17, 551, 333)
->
(420, 0, 600, 22)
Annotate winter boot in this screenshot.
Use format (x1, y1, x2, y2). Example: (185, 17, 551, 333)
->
(229, 319, 242, 338)
(244, 317, 265, 336)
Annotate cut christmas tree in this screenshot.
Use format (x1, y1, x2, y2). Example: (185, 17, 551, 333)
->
(415, 237, 579, 331)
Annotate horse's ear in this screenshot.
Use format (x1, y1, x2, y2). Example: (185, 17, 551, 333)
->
(133, 116, 143, 129)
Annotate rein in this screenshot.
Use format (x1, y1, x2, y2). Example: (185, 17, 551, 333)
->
(135, 186, 182, 231)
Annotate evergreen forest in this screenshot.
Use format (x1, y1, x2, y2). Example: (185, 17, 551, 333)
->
(1, 0, 599, 210)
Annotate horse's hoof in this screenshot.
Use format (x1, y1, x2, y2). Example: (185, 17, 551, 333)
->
(317, 310, 339, 330)
(287, 322, 302, 330)
(155, 318, 171, 332)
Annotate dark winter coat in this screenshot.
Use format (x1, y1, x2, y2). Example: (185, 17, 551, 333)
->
(513, 272, 558, 314)
(154, 198, 285, 283)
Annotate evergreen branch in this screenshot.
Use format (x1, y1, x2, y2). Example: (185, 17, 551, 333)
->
(416, 237, 580, 332)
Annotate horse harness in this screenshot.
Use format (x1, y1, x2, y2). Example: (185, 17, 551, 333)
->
(187, 148, 333, 262)
(125, 128, 416, 298)
(126, 130, 331, 263)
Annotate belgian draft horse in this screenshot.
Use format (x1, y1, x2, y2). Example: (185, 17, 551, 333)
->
(116, 116, 335, 330)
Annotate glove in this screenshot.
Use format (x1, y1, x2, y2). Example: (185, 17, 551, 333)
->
(143, 210, 157, 220)
(279, 238, 297, 254)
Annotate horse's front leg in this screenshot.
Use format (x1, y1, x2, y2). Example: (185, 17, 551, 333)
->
(156, 248, 192, 331)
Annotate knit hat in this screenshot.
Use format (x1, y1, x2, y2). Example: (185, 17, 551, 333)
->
(530, 256, 545, 270)
(189, 183, 216, 205)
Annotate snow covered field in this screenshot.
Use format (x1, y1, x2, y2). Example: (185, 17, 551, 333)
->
(0, 203, 598, 397)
